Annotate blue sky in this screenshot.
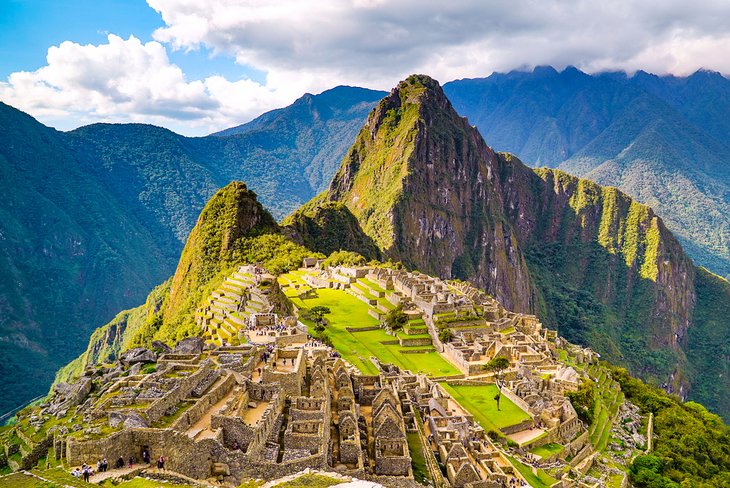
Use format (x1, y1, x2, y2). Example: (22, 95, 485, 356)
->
(1, 0, 729, 136)
(0, 0, 264, 82)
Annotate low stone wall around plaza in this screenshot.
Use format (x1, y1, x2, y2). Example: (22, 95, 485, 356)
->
(499, 420, 534, 436)
(399, 337, 432, 347)
(442, 344, 471, 374)
(171, 374, 236, 431)
(276, 332, 308, 346)
(499, 387, 534, 417)
(345, 326, 380, 333)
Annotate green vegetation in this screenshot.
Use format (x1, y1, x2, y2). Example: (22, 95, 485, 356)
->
(101, 477, 197, 488)
(608, 364, 730, 487)
(406, 431, 430, 485)
(530, 442, 563, 459)
(482, 357, 510, 385)
(383, 304, 408, 331)
(0, 472, 48, 488)
(283, 203, 381, 261)
(269, 474, 344, 488)
(327, 75, 430, 250)
(505, 455, 558, 488)
(283, 281, 459, 377)
(566, 380, 595, 425)
(440, 383, 530, 431)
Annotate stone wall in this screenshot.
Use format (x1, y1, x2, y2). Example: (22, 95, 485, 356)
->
(172, 374, 236, 431)
(499, 387, 534, 417)
(144, 362, 213, 423)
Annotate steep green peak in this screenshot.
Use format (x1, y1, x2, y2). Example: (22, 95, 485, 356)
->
(325, 74, 468, 251)
(165, 181, 277, 327)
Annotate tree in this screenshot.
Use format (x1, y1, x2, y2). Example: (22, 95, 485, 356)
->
(438, 328, 453, 343)
(308, 306, 331, 328)
(384, 304, 408, 331)
(482, 357, 510, 387)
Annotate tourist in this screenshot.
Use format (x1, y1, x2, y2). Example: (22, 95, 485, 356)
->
(157, 455, 166, 470)
(82, 466, 91, 482)
(102, 458, 108, 472)
(115, 457, 125, 469)
(71, 467, 81, 477)
(96, 459, 102, 472)
(128, 456, 134, 468)
(142, 448, 150, 464)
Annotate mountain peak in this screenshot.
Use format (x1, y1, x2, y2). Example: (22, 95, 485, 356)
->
(165, 181, 277, 327)
(322, 75, 533, 311)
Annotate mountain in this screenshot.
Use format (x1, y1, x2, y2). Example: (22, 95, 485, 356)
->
(17, 178, 730, 487)
(0, 103, 179, 417)
(442, 67, 730, 278)
(0, 86, 383, 416)
(56, 182, 314, 382)
(299, 74, 730, 419)
(3, 70, 730, 424)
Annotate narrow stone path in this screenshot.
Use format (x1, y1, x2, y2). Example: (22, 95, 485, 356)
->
(88, 465, 143, 483)
(186, 382, 238, 440)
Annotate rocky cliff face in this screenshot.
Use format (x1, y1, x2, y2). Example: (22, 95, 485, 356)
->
(326, 75, 535, 312)
(313, 75, 710, 402)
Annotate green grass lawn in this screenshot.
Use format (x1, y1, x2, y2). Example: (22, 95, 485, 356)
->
(101, 478, 197, 488)
(530, 442, 564, 459)
(407, 431, 430, 485)
(440, 383, 531, 431)
(270, 474, 344, 488)
(29, 468, 88, 488)
(0, 473, 47, 488)
(506, 455, 558, 488)
(283, 281, 460, 377)
(359, 277, 386, 294)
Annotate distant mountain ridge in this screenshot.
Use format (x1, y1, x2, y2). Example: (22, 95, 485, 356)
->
(443, 67, 730, 278)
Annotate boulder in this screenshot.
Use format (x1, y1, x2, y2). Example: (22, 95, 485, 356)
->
(109, 411, 126, 428)
(122, 412, 150, 429)
(151, 340, 172, 354)
(129, 363, 142, 376)
(174, 337, 205, 354)
(120, 348, 157, 365)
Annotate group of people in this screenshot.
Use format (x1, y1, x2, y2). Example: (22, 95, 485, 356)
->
(70, 450, 166, 482)
(70, 464, 94, 482)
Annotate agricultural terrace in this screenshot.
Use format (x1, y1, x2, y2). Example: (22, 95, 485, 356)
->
(439, 383, 531, 431)
(279, 271, 460, 377)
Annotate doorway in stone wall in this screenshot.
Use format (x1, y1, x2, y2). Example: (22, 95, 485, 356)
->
(140, 445, 151, 465)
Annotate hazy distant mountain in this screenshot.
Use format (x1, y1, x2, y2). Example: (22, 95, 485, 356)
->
(443, 67, 730, 278)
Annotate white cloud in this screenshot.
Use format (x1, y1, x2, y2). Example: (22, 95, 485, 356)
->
(148, 0, 730, 86)
(3, 1, 730, 134)
(0, 34, 302, 135)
